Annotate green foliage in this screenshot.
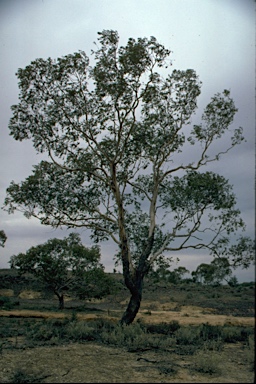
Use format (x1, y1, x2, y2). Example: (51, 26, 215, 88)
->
(149, 261, 190, 284)
(221, 325, 254, 343)
(228, 275, 239, 287)
(175, 326, 201, 346)
(0, 296, 19, 310)
(192, 257, 232, 285)
(158, 364, 178, 376)
(1, 310, 254, 367)
(10, 369, 45, 383)
(199, 323, 223, 340)
(9, 233, 111, 308)
(26, 318, 69, 345)
(4, 29, 254, 324)
(0, 296, 13, 310)
(65, 321, 96, 341)
(25, 317, 171, 350)
(141, 320, 180, 335)
(193, 351, 222, 375)
(74, 268, 118, 300)
(99, 322, 171, 351)
(172, 323, 233, 355)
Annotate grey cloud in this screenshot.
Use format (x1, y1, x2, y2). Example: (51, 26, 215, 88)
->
(0, 0, 254, 282)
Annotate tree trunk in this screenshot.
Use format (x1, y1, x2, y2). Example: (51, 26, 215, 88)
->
(120, 277, 143, 325)
(120, 236, 154, 325)
(55, 292, 64, 310)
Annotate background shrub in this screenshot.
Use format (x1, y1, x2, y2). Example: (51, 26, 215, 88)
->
(10, 368, 44, 383)
(244, 334, 255, 371)
(26, 318, 69, 344)
(221, 326, 254, 343)
(0, 296, 19, 310)
(199, 323, 222, 341)
(174, 326, 201, 346)
(65, 322, 96, 341)
(142, 320, 180, 335)
(193, 350, 222, 375)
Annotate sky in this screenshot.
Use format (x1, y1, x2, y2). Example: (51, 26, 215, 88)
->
(0, 0, 255, 282)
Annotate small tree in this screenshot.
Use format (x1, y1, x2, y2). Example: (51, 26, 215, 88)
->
(169, 266, 190, 284)
(228, 275, 239, 287)
(147, 256, 173, 282)
(0, 230, 7, 247)
(192, 257, 232, 285)
(149, 262, 189, 284)
(192, 263, 215, 285)
(74, 267, 116, 300)
(210, 257, 232, 284)
(9, 233, 109, 309)
(4, 30, 255, 324)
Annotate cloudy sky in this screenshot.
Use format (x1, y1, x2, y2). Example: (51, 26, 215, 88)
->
(0, 0, 255, 282)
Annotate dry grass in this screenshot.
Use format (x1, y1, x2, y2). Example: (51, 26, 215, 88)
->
(0, 306, 254, 327)
(0, 277, 254, 383)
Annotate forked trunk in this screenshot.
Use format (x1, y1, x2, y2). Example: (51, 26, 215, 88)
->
(120, 278, 143, 325)
(120, 239, 153, 325)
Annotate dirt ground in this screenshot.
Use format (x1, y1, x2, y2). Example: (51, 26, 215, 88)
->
(0, 305, 254, 383)
(0, 340, 254, 383)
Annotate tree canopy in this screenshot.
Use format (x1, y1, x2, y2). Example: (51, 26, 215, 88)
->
(4, 30, 254, 324)
(192, 257, 233, 285)
(9, 233, 112, 309)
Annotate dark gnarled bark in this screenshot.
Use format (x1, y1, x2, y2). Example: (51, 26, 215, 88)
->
(120, 235, 154, 325)
(120, 279, 143, 325)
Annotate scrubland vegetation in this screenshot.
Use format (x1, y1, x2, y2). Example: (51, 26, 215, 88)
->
(0, 269, 254, 383)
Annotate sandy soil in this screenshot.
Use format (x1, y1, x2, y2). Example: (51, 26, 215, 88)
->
(0, 339, 254, 383)
(0, 306, 254, 326)
(0, 305, 254, 383)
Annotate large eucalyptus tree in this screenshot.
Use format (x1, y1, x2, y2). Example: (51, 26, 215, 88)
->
(4, 30, 254, 324)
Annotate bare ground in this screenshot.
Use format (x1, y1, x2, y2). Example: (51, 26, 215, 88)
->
(0, 340, 254, 383)
(0, 304, 254, 383)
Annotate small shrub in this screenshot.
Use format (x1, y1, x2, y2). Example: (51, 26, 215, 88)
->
(158, 364, 177, 375)
(26, 318, 68, 343)
(175, 326, 201, 346)
(88, 318, 116, 333)
(175, 344, 199, 355)
(199, 323, 222, 341)
(100, 322, 144, 347)
(65, 321, 96, 341)
(10, 368, 43, 383)
(0, 296, 19, 310)
(100, 322, 171, 351)
(193, 351, 222, 375)
(143, 320, 180, 335)
(202, 338, 224, 351)
(0, 296, 11, 309)
(221, 326, 254, 343)
(244, 334, 255, 371)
